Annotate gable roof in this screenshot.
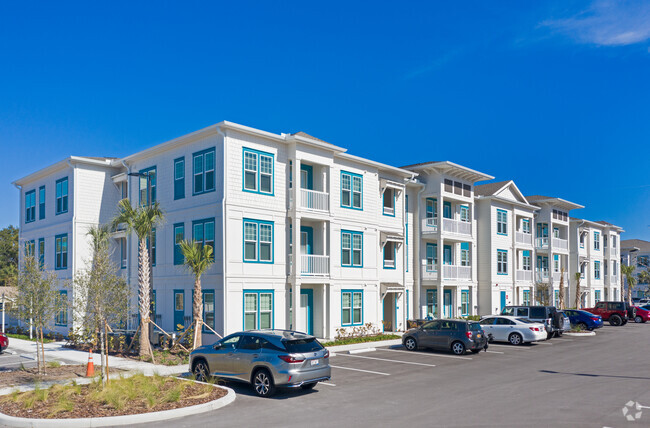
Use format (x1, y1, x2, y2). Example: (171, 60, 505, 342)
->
(474, 181, 511, 197)
(621, 239, 650, 251)
(524, 195, 583, 211)
(290, 131, 328, 143)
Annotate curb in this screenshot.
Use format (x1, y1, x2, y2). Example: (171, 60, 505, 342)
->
(0, 380, 235, 427)
(563, 331, 596, 337)
(326, 338, 403, 353)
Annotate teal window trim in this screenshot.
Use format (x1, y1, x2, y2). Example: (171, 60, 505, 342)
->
(173, 289, 185, 331)
(173, 223, 185, 265)
(405, 224, 408, 273)
(594, 261, 601, 280)
(497, 249, 508, 275)
(522, 290, 531, 306)
(25, 190, 36, 223)
(55, 290, 68, 326)
(55, 234, 68, 270)
(382, 189, 396, 217)
(461, 290, 469, 316)
(443, 201, 452, 219)
(406, 290, 410, 320)
(522, 250, 531, 270)
(120, 238, 126, 269)
(594, 231, 600, 251)
(55, 177, 69, 215)
(595, 290, 601, 303)
(341, 289, 363, 326)
(202, 290, 216, 333)
(25, 240, 35, 257)
(522, 218, 531, 234)
(242, 147, 274, 196)
(193, 147, 216, 196)
(192, 218, 216, 261)
(38, 186, 45, 220)
(497, 209, 508, 235)
(425, 198, 437, 218)
(426, 243, 437, 271)
(460, 242, 470, 267)
(174, 157, 185, 200)
(38, 238, 44, 268)
(138, 166, 157, 205)
(243, 218, 274, 263)
(340, 170, 363, 210)
(243, 289, 275, 330)
(383, 242, 396, 269)
(553, 254, 559, 272)
(425, 289, 438, 318)
(341, 230, 363, 267)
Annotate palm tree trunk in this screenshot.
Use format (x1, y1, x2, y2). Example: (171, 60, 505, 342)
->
(138, 238, 151, 357)
(558, 268, 565, 309)
(627, 277, 632, 305)
(575, 276, 581, 309)
(193, 276, 202, 348)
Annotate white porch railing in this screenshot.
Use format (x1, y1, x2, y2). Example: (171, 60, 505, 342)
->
(516, 232, 532, 245)
(536, 269, 549, 282)
(421, 217, 438, 233)
(383, 206, 395, 216)
(535, 237, 549, 249)
(442, 218, 471, 236)
(443, 265, 472, 280)
(552, 272, 568, 283)
(421, 269, 438, 281)
(300, 189, 329, 212)
(301, 254, 329, 276)
(383, 259, 395, 268)
(516, 269, 532, 282)
(552, 238, 568, 251)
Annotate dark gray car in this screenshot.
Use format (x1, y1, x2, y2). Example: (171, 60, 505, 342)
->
(402, 319, 487, 355)
(190, 330, 331, 397)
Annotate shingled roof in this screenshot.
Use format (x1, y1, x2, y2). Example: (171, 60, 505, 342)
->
(474, 181, 511, 197)
(291, 131, 328, 143)
(621, 239, 650, 251)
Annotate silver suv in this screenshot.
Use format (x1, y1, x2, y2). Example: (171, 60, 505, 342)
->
(190, 329, 331, 397)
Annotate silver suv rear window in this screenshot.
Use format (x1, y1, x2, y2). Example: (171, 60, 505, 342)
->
(284, 338, 323, 353)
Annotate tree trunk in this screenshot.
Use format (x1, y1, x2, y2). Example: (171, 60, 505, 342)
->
(193, 276, 203, 349)
(558, 268, 565, 309)
(627, 277, 633, 305)
(138, 238, 151, 357)
(40, 327, 45, 375)
(104, 321, 110, 386)
(100, 323, 106, 387)
(575, 275, 581, 309)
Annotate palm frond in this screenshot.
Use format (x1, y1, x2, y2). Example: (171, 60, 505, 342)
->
(179, 240, 214, 277)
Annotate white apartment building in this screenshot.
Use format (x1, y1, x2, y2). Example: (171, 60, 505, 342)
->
(474, 181, 538, 315)
(620, 239, 648, 299)
(14, 121, 415, 341)
(569, 219, 623, 306)
(403, 162, 493, 320)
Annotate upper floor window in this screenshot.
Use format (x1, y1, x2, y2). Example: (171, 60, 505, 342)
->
(174, 223, 185, 265)
(460, 242, 470, 266)
(594, 260, 600, 280)
(497, 249, 508, 275)
(193, 148, 216, 195)
(522, 250, 531, 270)
(383, 241, 396, 269)
(522, 219, 531, 234)
(426, 198, 437, 218)
(174, 157, 185, 200)
(383, 188, 395, 216)
(341, 230, 363, 267)
(594, 231, 600, 251)
(193, 218, 216, 253)
(341, 171, 362, 210)
(496, 209, 507, 235)
(25, 190, 36, 223)
(121, 182, 128, 200)
(55, 234, 68, 270)
(460, 205, 470, 222)
(444, 179, 471, 197)
(120, 238, 127, 269)
(612, 236, 617, 248)
(243, 148, 273, 195)
(553, 227, 560, 238)
(553, 254, 559, 272)
(603, 234, 608, 248)
(146, 228, 156, 266)
(55, 177, 69, 214)
(38, 186, 45, 220)
(243, 219, 273, 263)
(443, 201, 452, 219)
(426, 243, 437, 271)
(552, 209, 568, 221)
(138, 167, 156, 205)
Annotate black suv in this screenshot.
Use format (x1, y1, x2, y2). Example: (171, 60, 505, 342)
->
(501, 306, 566, 339)
(403, 319, 488, 355)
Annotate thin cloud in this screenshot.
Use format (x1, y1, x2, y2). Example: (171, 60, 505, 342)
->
(541, 0, 650, 46)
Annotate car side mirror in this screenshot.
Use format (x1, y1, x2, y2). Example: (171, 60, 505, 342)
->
(213, 342, 222, 350)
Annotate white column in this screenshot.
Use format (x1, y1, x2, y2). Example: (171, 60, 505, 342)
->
(293, 282, 301, 332)
(438, 236, 444, 319)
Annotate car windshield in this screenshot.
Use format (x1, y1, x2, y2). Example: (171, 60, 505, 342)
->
(283, 338, 323, 353)
(501, 307, 514, 316)
(516, 318, 536, 324)
(468, 322, 482, 331)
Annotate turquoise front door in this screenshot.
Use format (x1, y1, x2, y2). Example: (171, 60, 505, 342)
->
(500, 291, 506, 312)
(174, 289, 184, 331)
(444, 289, 452, 317)
(443, 245, 452, 265)
(300, 226, 313, 255)
(299, 289, 313, 335)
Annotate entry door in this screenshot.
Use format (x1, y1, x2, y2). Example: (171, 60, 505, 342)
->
(174, 290, 184, 331)
(300, 226, 313, 255)
(444, 290, 452, 317)
(500, 291, 506, 312)
(300, 165, 313, 190)
(298, 289, 313, 335)
(443, 245, 452, 265)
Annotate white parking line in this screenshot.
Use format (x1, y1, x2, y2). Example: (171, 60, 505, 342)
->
(330, 365, 390, 376)
(485, 350, 504, 354)
(380, 348, 472, 360)
(319, 382, 336, 387)
(536, 342, 553, 345)
(336, 353, 438, 367)
(488, 344, 531, 350)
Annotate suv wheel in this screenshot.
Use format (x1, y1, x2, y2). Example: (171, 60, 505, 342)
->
(451, 341, 466, 355)
(253, 369, 276, 397)
(404, 337, 417, 351)
(192, 359, 209, 382)
(609, 315, 622, 326)
(508, 333, 523, 346)
(555, 331, 563, 338)
(635, 316, 643, 323)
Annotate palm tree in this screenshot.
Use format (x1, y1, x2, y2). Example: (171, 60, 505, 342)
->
(87, 224, 111, 263)
(558, 267, 565, 309)
(638, 269, 650, 297)
(179, 240, 214, 349)
(112, 199, 163, 357)
(621, 264, 637, 305)
(574, 272, 582, 309)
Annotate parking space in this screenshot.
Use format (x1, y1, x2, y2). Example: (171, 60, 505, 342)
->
(0, 349, 39, 371)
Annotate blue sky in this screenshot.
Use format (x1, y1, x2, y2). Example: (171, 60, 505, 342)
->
(1, 1, 649, 239)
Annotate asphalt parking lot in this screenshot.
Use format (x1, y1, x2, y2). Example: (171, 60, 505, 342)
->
(137, 322, 650, 428)
(0, 348, 40, 371)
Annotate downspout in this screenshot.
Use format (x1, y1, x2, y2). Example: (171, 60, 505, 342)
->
(216, 126, 228, 337)
(120, 160, 134, 326)
(402, 173, 416, 328)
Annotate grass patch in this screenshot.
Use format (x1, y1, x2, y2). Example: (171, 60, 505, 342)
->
(6, 333, 54, 343)
(46, 361, 61, 368)
(138, 349, 190, 366)
(321, 334, 401, 347)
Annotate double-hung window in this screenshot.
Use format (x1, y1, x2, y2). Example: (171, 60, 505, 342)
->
(461, 290, 469, 316)
(594, 261, 600, 280)
(138, 167, 156, 205)
(426, 243, 437, 271)
(522, 290, 531, 306)
(244, 290, 273, 330)
(342, 290, 363, 326)
(425, 198, 437, 226)
(522, 218, 531, 234)
(120, 238, 127, 269)
(193, 148, 215, 195)
(460, 205, 470, 222)
(497, 249, 508, 275)
(594, 231, 600, 251)
(25, 190, 36, 223)
(174, 157, 185, 200)
(243, 148, 273, 195)
(202, 290, 215, 332)
(55, 234, 68, 270)
(341, 230, 363, 267)
(243, 219, 273, 263)
(497, 209, 508, 235)
(595, 290, 601, 303)
(383, 188, 395, 216)
(460, 243, 470, 266)
(522, 250, 531, 271)
(38, 186, 45, 220)
(25, 240, 35, 257)
(38, 238, 44, 268)
(603, 234, 608, 248)
(174, 223, 185, 265)
(341, 171, 362, 209)
(55, 290, 68, 326)
(383, 242, 396, 269)
(55, 177, 68, 215)
(193, 218, 216, 257)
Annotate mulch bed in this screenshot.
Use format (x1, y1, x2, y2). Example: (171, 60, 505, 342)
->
(0, 365, 104, 387)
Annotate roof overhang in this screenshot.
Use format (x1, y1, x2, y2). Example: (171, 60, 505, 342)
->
(476, 195, 540, 211)
(529, 197, 584, 211)
(381, 231, 404, 244)
(403, 161, 494, 183)
(381, 283, 405, 295)
(13, 156, 115, 187)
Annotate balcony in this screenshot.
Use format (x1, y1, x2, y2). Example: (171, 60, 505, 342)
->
(552, 238, 568, 251)
(300, 254, 329, 276)
(421, 269, 438, 281)
(383, 259, 395, 269)
(442, 218, 471, 236)
(536, 269, 550, 282)
(442, 265, 471, 280)
(535, 237, 549, 250)
(516, 269, 533, 282)
(515, 232, 532, 246)
(300, 189, 329, 212)
(421, 217, 438, 234)
(383, 206, 395, 216)
(552, 271, 568, 283)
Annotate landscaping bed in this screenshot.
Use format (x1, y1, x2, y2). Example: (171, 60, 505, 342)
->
(321, 334, 401, 347)
(0, 374, 226, 419)
(0, 364, 125, 387)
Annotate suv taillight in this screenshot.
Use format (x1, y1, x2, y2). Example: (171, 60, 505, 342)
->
(465, 331, 472, 339)
(278, 355, 305, 363)
(323, 350, 330, 359)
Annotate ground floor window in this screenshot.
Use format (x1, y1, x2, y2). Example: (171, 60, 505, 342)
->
(55, 290, 68, 326)
(342, 290, 363, 326)
(244, 291, 273, 330)
(522, 290, 530, 306)
(426, 289, 437, 318)
(461, 290, 469, 316)
(203, 290, 215, 331)
(594, 290, 601, 303)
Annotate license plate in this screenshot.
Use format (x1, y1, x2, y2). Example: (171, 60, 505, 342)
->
(310, 359, 319, 366)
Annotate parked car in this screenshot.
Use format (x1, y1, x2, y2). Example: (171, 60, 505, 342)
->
(479, 316, 547, 345)
(0, 332, 7, 353)
(633, 306, 650, 323)
(639, 298, 650, 305)
(402, 319, 487, 355)
(582, 301, 634, 326)
(557, 311, 572, 332)
(501, 306, 565, 339)
(562, 309, 604, 330)
(189, 330, 331, 397)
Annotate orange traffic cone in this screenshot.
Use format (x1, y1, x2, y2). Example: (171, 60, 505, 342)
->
(86, 349, 95, 377)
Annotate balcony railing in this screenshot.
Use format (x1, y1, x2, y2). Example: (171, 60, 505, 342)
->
(553, 238, 568, 251)
(536, 269, 549, 282)
(443, 265, 471, 280)
(383, 259, 395, 268)
(421, 269, 438, 281)
(516, 232, 532, 245)
(516, 269, 532, 282)
(383, 206, 395, 216)
(552, 271, 568, 283)
(442, 218, 471, 236)
(300, 189, 329, 212)
(535, 237, 549, 250)
(421, 217, 438, 233)
(301, 254, 329, 276)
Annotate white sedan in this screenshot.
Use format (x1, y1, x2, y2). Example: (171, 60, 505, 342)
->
(479, 316, 547, 345)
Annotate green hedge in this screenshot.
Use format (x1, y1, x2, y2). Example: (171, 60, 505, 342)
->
(321, 334, 401, 347)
